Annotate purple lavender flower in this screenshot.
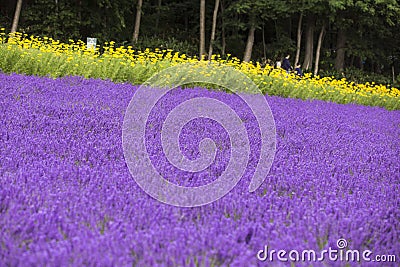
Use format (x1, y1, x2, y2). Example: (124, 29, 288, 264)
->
(0, 73, 399, 266)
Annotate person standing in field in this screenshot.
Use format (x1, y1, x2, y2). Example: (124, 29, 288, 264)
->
(294, 64, 303, 77)
(282, 55, 292, 74)
(275, 58, 282, 68)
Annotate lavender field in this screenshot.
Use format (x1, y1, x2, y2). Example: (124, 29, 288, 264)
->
(0, 73, 399, 266)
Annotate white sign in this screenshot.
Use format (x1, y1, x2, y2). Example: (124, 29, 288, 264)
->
(86, 37, 97, 50)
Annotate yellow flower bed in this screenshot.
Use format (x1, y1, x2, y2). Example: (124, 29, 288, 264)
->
(1, 30, 399, 109)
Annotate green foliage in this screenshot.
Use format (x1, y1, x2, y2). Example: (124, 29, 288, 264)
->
(16, 0, 134, 42)
(320, 67, 399, 88)
(264, 35, 296, 61)
(228, 0, 290, 22)
(22, 0, 81, 40)
(133, 36, 198, 57)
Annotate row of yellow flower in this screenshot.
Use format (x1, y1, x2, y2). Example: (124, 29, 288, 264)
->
(1, 30, 399, 99)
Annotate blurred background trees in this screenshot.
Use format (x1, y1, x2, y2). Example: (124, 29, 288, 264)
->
(1, 0, 399, 85)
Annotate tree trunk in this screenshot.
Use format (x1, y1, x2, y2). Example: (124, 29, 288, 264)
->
(302, 15, 315, 71)
(199, 0, 206, 58)
(56, 0, 59, 13)
(350, 55, 355, 67)
(155, 0, 162, 30)
(220, 0, 226, 56)
(359, 57, 363, 70)
(208, 0, 220, 60)
(132, 0, 143, 43)
(262, 24, 266, 60)
(11, 0, 23, 33)
(243, 21, 255, 62)
(295, 13, 303, 66)
(391, 65, 395, 83)
(376, 62, 382, 74)
(184, 13, 188, 33)
(274, 19, 279, 40)
(313, 22, 325, 76)
(334, 28, 346, 72)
